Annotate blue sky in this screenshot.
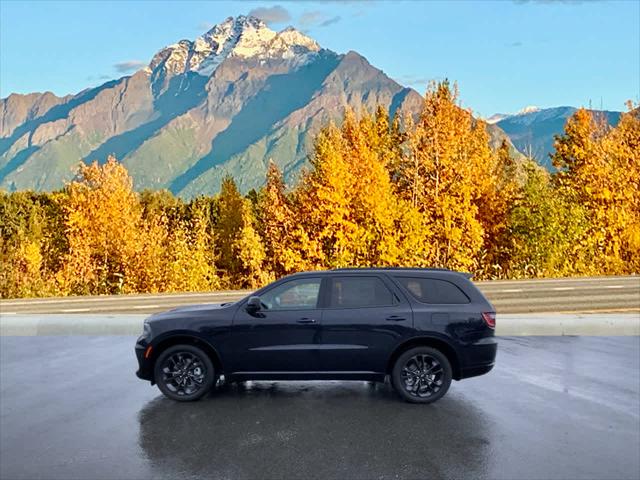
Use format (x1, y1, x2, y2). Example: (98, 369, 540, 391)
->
(1, 0, 638, 116)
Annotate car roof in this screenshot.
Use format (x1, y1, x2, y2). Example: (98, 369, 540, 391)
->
(287, 268, 472, 279)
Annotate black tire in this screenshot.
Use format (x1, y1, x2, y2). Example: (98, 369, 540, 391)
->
(391, 346, 452, 404)
(154, 345, 215, 402)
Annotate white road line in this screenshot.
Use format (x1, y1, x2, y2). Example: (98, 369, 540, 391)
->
(1, 312, 17, 315)
(477, 277, 639, 286)
(604, 285, 625, 289)
(0, 291, 247, 306)
(133, 305, 160, 309)
(49, 304, 171, 313)
(499, 289, 523, 293)
(550, 308, 640, 314)
(553, 287, 575, 291)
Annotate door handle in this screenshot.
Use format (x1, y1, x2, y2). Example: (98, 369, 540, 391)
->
(297, 317, 317, 324)
(385, 315, 406, 322)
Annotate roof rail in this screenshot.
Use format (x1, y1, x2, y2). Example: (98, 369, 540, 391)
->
(330, 267, 473, 278)
(331, 267, 452, 272)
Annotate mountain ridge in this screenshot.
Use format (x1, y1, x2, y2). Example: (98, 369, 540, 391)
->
(494, 106, 622, 168)
(0, 15, 519, 197)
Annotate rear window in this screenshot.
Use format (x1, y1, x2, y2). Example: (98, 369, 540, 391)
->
(396, 277, 470, 304)
(329, 276, 395, 308)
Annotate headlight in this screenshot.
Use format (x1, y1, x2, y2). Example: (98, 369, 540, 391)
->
(141, 322, 152, 340)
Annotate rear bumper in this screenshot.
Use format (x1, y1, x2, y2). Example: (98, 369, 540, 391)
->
(460, 363, 494, 379)
(458, 337, 497, 380)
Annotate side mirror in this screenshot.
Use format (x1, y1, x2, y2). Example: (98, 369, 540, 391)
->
(246, 296, 262, 312)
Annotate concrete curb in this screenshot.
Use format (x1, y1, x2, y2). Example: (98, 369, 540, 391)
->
(495, 313, 640, 336)
(1, 313, 638, 336)
(0, 314, 148, 336)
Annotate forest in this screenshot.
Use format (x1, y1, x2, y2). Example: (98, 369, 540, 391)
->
(1, 81, 638, 298)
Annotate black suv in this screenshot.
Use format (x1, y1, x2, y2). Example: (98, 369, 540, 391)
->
(135, 268, 497, 404)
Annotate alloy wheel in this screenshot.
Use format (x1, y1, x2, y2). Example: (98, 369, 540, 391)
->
(400, 353, 444, 398)
(160, 352, 207, 397)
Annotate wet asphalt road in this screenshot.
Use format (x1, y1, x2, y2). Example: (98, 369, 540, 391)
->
(1, 336, 639, 480)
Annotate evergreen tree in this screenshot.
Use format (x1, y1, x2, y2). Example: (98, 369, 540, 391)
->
(505, 161, 589, 277)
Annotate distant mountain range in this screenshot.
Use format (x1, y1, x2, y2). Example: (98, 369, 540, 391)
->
(488, 106, 622, 169)
(0, 15, 620, 196)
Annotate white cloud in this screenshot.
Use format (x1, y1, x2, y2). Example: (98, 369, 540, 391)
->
(114, 60, 146, 73)
(248, 5, 291, 25)
(299, 11, 341, 29)
(198, 21, 214, 31)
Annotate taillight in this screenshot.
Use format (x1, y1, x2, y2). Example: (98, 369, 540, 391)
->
(482, 312, 496, 329)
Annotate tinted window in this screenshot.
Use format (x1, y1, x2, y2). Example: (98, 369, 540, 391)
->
(396, 277, 470, 304)
(329, 276, 395, 308)
(260, 278, 321, 310)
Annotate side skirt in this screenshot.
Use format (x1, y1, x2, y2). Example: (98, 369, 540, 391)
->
(228, 371, 386, 382)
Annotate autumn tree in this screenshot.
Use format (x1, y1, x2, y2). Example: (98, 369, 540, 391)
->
(257, 161, 313, 277)
(164, 207, 220, 291)
(216, 176, 268, 288)
(59, 157, 143, 295)
(294, 109, 426, 268)
(552, 106, 640, 274)
(476, 139, 521, 277)
(503, 160, 588, 277)
(0, 191, 66, 297)
(606, 105, 640, 271)
(398, 81, 495, 270)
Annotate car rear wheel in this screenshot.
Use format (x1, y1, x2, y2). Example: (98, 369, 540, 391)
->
(391, 346, 452, 404)
(154, 345, 215, 402)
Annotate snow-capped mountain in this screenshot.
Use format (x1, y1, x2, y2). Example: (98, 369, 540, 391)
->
(149, 16, 320, 79)
(486, 113, 510, 124)
(486, 106, 541, 124)
(0, 15, 516, 196)
(494, 106, 621, 167)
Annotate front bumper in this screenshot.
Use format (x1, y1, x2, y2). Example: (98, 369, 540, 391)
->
(135, 341, 154, 382)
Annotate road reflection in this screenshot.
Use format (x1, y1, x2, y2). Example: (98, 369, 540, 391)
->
(138, 381, 494, 479)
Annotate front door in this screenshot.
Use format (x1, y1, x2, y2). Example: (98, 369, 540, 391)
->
(319, 274, 414, 374)
(230, 277, 324, 374)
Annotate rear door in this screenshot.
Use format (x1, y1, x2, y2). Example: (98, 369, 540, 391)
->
(318, 274, 413, 374)
(393, 275, 484, 341)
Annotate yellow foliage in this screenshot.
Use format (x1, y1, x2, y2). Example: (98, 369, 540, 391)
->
(295, 109, 426, 268)
(399, 81, 491, 270)
(217, 176, 268, 288)
(258, 161, 313, 276)
(2, 88, 638, 299)
(553, 105, 640, 274)
(59, 157, 142, 294)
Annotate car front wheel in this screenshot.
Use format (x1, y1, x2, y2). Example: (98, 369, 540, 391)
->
(391, 346, 452, 404)
(154, 345, 215, 402)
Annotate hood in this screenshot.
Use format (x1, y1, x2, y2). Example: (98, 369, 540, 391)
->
(167, 302, 232, 313)
(146, 302, 237, 323)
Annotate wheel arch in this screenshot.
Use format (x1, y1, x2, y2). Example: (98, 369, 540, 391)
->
(387, 336, 462, 380)
(149, 333, 224, 381)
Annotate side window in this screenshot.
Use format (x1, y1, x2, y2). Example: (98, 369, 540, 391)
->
(329, 276, 395, 308)
(260, 278, 322, 310)
(397, 277, 469, 304)
(396, 277, 470, 304)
